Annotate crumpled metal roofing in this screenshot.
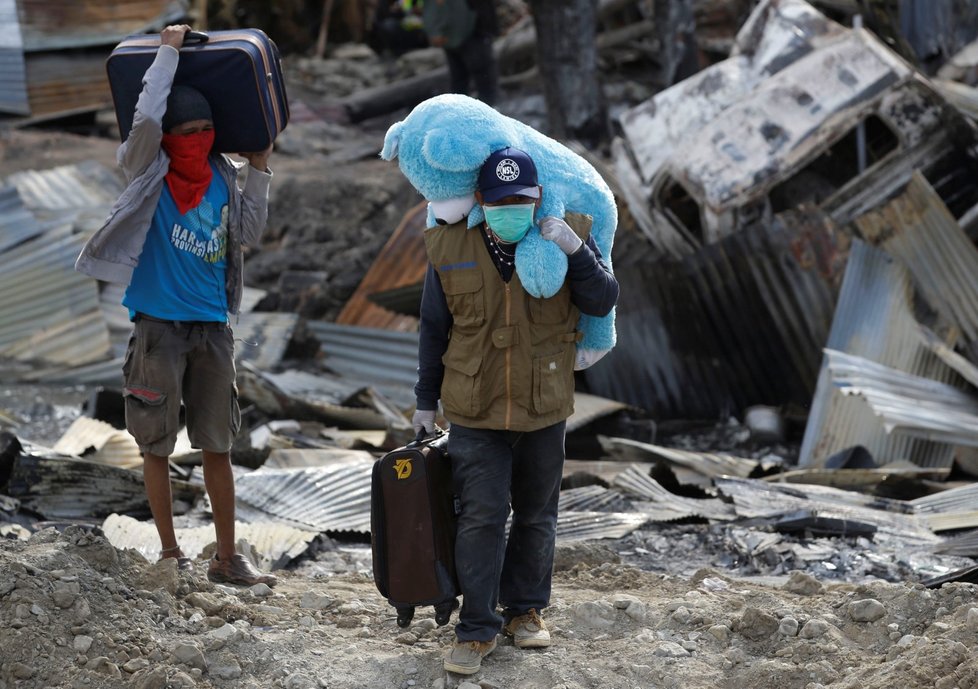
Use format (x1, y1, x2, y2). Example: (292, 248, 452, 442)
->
(582, 211, 840, 418)
(822, 349, 978, 450)
(335, 200, 426, 331)
(0, 231, 111, 367)
(612, 466, 736, 521)
(714, 477, 940, 544)
(5, 160, 123, 216)
(0, 186, 42, 252)
(235, 460, 648, 542)
(308, 320, 420, 387)
(855, 172, 978, 357)
(232, 311, 299, 371)
(799, 239, 968, 467)
(101, 513, 315, 572)
(234, 460, 375, 535)
(604, 438, 759, 479)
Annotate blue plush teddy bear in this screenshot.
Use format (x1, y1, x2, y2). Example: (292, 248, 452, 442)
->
(380, 93, 618, 368)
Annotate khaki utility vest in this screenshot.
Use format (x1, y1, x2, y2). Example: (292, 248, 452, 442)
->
(425, 213, 592, 432)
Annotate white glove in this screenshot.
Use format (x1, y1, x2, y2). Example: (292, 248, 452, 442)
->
(539, 216, 584, 255)
(412, 409, 436, 436)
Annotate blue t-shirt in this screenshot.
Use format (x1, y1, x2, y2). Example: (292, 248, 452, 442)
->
(124, 163, 230, 322)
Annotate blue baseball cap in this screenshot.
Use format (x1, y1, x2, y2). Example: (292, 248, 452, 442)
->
(478, 147, 540, 203)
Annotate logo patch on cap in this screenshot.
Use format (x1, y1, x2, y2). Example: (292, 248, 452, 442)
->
(496, 159, 520, 182)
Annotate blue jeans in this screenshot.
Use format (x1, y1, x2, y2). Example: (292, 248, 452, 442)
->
(448, 421, 566, 641)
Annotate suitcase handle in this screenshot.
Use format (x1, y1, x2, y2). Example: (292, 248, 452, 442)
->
(410, 426, 446, 447)
(183, 30, 209, 45)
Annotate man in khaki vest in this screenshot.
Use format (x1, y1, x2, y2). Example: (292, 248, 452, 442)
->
(412, 147, 619, 675)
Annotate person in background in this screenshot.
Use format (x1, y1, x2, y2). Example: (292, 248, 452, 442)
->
(424, 0, 499, 104)
(412, 147, 619, 674)
(75, 24, 276, 587)
(373, 0, 429, 57)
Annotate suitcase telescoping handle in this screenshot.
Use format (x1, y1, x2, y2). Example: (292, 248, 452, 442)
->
(410, 426, 446, 447)
(183, 30, 209, 45)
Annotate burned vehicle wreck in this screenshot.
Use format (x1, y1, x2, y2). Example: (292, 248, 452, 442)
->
(593, 0, 978, 421)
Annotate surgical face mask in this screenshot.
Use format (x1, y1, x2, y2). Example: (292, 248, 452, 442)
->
(483, 203, 535, 243)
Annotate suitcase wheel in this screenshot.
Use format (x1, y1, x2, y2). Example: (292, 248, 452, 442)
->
(434, 598, 459, 626)
(395, 606, 415, 628)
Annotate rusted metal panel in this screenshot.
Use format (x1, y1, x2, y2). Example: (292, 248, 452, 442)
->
(335, 201, 426, 331)
(15, 0, 189, 51)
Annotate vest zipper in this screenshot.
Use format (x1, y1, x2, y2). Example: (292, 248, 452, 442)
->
(504, 282, 512, 430)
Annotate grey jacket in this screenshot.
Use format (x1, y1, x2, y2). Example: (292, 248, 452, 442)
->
(74, 45, 272, 314)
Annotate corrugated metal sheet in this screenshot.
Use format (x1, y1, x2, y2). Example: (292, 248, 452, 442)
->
(237, 461, 647, 542)
(232, 312, 299, 370)
(0, 231, 111, 366)
(101, 513, 315, 572)
(855, 172, 978, 356)
(604, 438, 759, 479)
(15, 0, 189, 51)
(714, 477, 939, 543)
(912, 483, 978, 514)
(612, 466, 737, 521)
(583, 211, 841, 418)
(559, 485, 631, 513)
(799, 240, 965, 467)
(0, 0, 28, 115)
(822, 349, 978, 452)
(264, 447, 378, 469)
(335, 201, 426, 331)
(51, 416, 142, 468)
(22, 51, 112, 118)
(0, 185, 43, 252)
(553, 511, 649, 542)
(308, 320, 420, 387)
(5, 160, 123, 213)
(234, 461, 375, 535)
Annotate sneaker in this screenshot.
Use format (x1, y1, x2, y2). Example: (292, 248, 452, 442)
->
(504, 609, 551, 648)
(443, 637, 498, 675)
(207, 553, 278, 587)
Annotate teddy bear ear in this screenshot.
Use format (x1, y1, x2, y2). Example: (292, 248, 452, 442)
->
(422, 127, 493, 173)
(380, 121, 403, 160)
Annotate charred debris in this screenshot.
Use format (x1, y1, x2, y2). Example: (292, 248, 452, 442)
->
(4, 0, 978, 584)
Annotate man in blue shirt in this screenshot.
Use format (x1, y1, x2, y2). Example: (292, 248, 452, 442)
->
(77, 24, 275, 586)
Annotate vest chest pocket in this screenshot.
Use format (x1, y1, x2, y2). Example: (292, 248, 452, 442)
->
(441, 270, 485, 327)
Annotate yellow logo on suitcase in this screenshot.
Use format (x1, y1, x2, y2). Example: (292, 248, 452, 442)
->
(393, 458, 413, 480)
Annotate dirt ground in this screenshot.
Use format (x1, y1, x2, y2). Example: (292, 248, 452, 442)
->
(3, 526, 978, 689)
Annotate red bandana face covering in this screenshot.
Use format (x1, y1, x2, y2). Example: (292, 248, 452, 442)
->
(161, 130, 215, 215)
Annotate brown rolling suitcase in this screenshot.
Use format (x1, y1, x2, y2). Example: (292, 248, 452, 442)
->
(371, 430, 459, 628)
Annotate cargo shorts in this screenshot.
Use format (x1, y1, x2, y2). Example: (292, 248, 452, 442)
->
(122, 314, 241, 457)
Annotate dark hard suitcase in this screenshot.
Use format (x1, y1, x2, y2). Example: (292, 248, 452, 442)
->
(106, 29, 289, 153)
(371, 430, 459, 628)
